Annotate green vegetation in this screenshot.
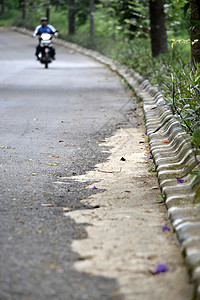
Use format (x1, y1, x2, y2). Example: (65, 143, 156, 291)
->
(62, 2, 200, 149)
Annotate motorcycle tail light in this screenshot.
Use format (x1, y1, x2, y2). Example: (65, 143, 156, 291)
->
(45, 48, 49, 53)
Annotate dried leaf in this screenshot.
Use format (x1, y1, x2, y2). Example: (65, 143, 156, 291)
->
(0, 146, 15, 149)
(120, 157, 126, 161)
(63, 207, 70, 212)
(42, 203, 54, 207)
(36, 230, 44, 234)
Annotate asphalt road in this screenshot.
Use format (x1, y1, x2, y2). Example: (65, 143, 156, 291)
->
(0, 28, 139, 300)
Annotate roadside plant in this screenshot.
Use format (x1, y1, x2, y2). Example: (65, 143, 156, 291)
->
(168, 65, 200, 135)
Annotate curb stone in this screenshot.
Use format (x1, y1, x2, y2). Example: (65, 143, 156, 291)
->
(11, 26, 200, 299)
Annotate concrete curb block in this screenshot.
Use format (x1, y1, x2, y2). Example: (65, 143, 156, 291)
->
(12, 26, 200, 298)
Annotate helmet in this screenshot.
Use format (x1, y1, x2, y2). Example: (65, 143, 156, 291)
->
(41, 17, 48, 22)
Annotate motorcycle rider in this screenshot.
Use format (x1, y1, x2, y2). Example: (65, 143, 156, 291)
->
(33, 17, 58, 60)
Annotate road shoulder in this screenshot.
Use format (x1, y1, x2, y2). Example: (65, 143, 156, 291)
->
(66, 126, 193, 300)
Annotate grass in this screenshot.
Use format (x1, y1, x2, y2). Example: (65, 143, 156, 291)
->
(0, 9, 20, 26)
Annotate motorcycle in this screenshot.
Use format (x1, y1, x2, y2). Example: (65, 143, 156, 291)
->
(38, 33, 55, 69)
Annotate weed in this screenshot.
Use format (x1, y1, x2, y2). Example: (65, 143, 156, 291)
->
(148, 164, 158, 173)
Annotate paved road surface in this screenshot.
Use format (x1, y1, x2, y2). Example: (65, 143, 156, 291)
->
(0, 28, 138, 300)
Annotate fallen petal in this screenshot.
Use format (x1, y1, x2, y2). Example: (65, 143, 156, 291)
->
(177, 178, 184, 184)
(162, 226, 170, 232)
(155, 263, 169, 274)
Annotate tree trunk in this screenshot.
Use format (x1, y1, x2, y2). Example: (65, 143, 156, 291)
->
(90, 0, 94, 38)
(68, 0, 75, 35)
(1, 0, 5, 14)
(19, 0, 23, 8)
(191, 0, 200, 64)
(22, 0, 26, 20)
(149, 0, 168, 57)
(46, 7, 50, 22)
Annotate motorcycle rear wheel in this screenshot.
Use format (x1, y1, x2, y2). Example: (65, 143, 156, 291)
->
(44, 52, 49, 69)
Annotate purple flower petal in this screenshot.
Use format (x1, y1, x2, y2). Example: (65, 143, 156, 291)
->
(162, 226, 170, 232)
(145, 132, 147, 135)
(149, 155, 153, 159)
(177, 178, 184, 184)
(92, 186, 98, 190)
(155, 263, 169, 274)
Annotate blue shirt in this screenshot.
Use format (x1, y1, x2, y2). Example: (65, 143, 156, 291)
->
(33, 24, 58, 37)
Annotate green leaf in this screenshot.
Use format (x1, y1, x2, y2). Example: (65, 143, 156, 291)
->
(183, 2, 190, 17)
